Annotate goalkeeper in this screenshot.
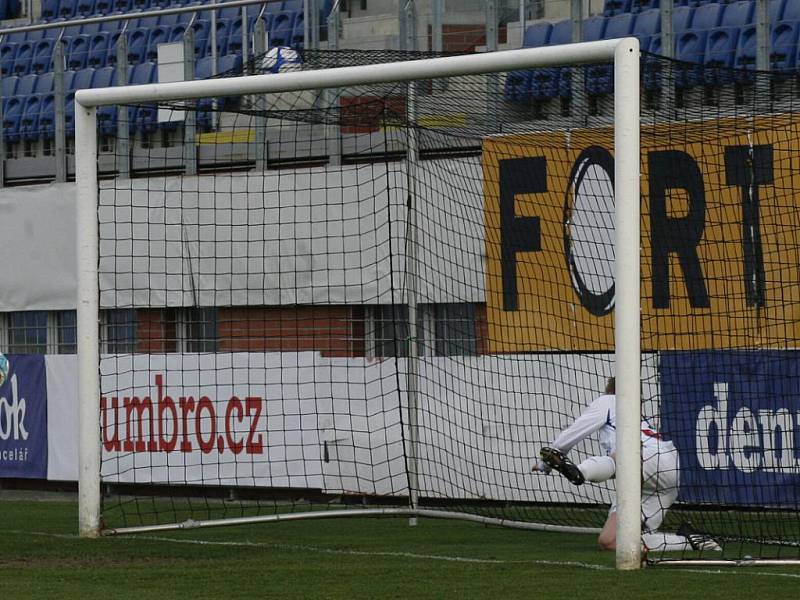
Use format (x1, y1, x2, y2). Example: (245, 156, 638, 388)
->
(532, 377, 721, 553)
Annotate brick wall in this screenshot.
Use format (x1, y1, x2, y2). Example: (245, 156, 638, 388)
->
(218, 306, 366, 357)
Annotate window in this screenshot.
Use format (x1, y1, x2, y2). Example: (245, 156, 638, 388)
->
(368, 303, 479, 358)
(105, 309, 138, 353)
(183, 308, 219, 352)
(433, 303, 478, 356)
(56, 310, 77, 354)
(8, 311, 48, 354)
(371, 305, 411, 358)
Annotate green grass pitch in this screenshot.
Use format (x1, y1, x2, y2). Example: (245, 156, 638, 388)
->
(2, 498, 800, 599)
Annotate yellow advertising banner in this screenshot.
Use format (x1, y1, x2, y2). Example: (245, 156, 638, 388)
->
(484, 117, 800, 352)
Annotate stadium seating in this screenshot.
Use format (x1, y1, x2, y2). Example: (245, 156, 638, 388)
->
(530, 19, 571, 101)
(770, 19, 800, 71)
(270, 10, 298, 46)
(504, 21, 551, 100)
(0, 0, 306, 143)
(700, 2, 752, 85)
(603, 0, 633, 17)
(587, 12, 637, 95)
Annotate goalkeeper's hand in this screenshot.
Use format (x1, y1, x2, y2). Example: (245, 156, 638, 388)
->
(531, 459, 552, 474)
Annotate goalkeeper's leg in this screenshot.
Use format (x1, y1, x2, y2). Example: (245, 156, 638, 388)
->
(540, 448, 616, 486)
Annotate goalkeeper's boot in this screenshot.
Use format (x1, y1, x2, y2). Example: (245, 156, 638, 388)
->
(539, 447, 585, 486)
(677, 522, 723, 552)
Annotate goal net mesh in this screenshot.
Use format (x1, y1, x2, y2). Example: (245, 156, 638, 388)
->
(95, 48, 800, 562)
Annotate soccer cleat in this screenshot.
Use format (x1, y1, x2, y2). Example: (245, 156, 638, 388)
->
(677, 522, 723, 552)
(539, 447, 585, 485)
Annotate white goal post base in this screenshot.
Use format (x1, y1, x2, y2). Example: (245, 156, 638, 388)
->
(103, 507, 604, 537)
(75, 39, 642, 568)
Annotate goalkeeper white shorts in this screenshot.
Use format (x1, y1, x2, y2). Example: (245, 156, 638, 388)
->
(609, 439, 679, 532)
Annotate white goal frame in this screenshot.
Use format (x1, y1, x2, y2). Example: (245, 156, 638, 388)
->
(75, 39, 642, 569)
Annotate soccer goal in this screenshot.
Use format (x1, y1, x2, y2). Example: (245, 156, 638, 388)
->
(76, 39, 641, 568)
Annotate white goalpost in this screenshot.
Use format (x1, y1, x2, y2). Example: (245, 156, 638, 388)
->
(75, 39, 642, 569)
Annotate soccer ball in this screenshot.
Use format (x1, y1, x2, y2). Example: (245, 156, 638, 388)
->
(261, 46, 303, 74)
(0, 354, 8, 386)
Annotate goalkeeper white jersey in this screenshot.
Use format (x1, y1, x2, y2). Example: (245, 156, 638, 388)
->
(550, 393, 661, 457)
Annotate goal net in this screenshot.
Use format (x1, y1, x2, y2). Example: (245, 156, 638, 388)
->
(77, 44, 800, 566)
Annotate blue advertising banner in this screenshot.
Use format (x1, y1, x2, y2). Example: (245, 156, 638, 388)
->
(0, 354, 48, 478)
(660, 351, 800, 506)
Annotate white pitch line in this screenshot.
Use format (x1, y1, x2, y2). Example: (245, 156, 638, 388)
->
(13, 530, 800, 580)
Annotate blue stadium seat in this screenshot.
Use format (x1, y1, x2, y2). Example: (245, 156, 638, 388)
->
(778, 0, 800, 21)
(219, 4, 242, 20)
(633, 8, 661, 43)
(145, 26, 171, 61)
(133, 14, 160, 30)
(76, 0, 95, 16)
(126, 28, 150, 64)
(195, 54, 214, 79)
(633, 8, 660, 90)
(41, 0, 60, 20)
(189, 19, 211, 58)
(132, 0, 151, 9)
(87, 32, 113, 68)
(4, 30, 27, 44)
(80, 22, 102, 36)
(130, 62, 157, 133)
(69, 67, 95, 91)
(270, 10, 297, 46)
(35, 71, 54, 93)
(692, 2, 727, 30)
(675, 30, 708, 87)
(0, 42, 18, 77)
(604, 12, 637, 38)
(634, 0, 659, 11)
(13, 41, 34, 76)
(1, 75, 19, 98)
(292, 11, 305, 46)
(129, 60, 155, 84)
(64, 67, 96, 136)
(219, 53, 242, 74)
(505, 22, 551, 101)
(99, 14, 124, 32)
(31, 39, 55, 73)
(113, 0, 131, 11)
(588, 13, 637, 96)
(264, 1, 285, 15)
(703, 28, 740, 85)
(718, 0, 754, 28)
(210, 17, 232, 56)
(227, 17, 245, 54)
(92, 65, 114, 87)
(3, 96, 24, 142)
(43, 25, 65, 41)
(67, 35, 90, 70)
(157, 13, 179, 27)
(21, 94, 43, 141)
(25, 28, 46, 42)
(583, 14, 608, 42)
(603, 0, 633, 16)
(94, 0, 113, 14)
(38, 93, 57, 139)
(16, 72, 38, 97)
(96, 67, 126, 137)
(58, 0, 77, 18)
(771, 20, 799, 72)
(62, 69, 76, 91)
(702, 0, 754, 85)
(530, 19, 573, 100)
